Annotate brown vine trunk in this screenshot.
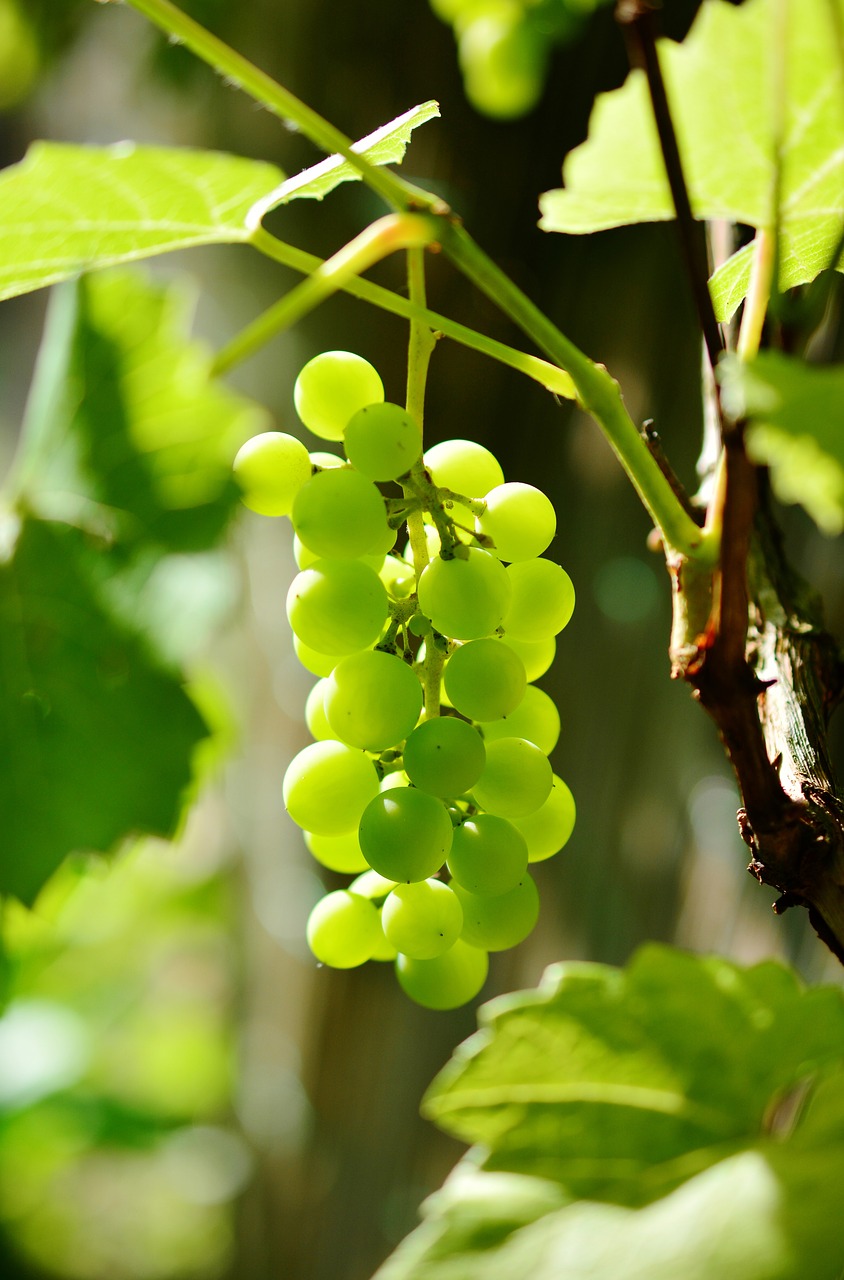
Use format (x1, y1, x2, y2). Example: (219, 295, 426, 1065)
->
(668, 457, 844, 965)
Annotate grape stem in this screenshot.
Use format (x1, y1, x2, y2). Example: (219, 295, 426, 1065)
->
(438, 220, 714, 563)
(403, 245, 437, 583)
(212, 214, 435, 376)
(116, 0, 435, 212)
(249, 229, 576, 396)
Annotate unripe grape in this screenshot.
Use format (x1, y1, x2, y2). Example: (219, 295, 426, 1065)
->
(444, 637, 526, 722)
(287, 559, 388, 655)
(447, 814, 528, 896)
(453, 874, 539, 950)
(283, 740, 379, 836)
(292, 468, 390, 560)
(512, 774, 576, 862)
(459, 7, 547, 120)
(423, 438, 504, 497)
(402, 716, 486, 797)
(471, 736, 553, 817)
(294, 350, 384, 441)
(395, 938, 489, 1009)
(323, 649, 423, 751)
(501, 633, 556, 682)
(306, 890, 381, 968)
(476, 482, 556, 562)
(417, 548, 511, 640)
(304, 828, 369, 875)
(382, 879, 463, 959)
(503, 559, 575, 640)
(344, 402, 422, 481)
(480, 684, 560, 754)
(233, 431, 312, 517)
(293, 635, 338, 678)
(304, 679, 335, 741)
(358, 787, 454, 882)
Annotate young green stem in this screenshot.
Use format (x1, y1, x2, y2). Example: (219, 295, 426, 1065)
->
(116, 0, 431, 211)
(403, 245, 437, 584)
(440, 221, 712, 561)
(212, 214, 436, 375)
(247, 229, 576, 397)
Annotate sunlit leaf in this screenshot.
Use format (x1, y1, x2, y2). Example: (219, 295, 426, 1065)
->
(0, 516, 208, 904)
(539, 0, 844, 320)
(422, 946, 844, 1202)
(0, 142, 283, 301)
(375, 1144, 844, 1280)
(13, 271, 267, 552)
(248, 100, 440, 219)
(718, 351, 844, 535)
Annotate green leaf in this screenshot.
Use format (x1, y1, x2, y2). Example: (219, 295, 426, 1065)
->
(12, 271, 268, 552)
(718, 352, 844, 535)
(375, 1144, 844, 1280)
(422, 945, 844, 1203)
(0, 516, 208, 905)
(0, 142, 283, 302)
(539, 0, 844, 320)
(248, 100, 440, 217)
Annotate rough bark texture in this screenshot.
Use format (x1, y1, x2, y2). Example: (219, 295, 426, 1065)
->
(669, 456, 844, 965)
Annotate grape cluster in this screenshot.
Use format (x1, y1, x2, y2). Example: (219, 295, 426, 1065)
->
(428, 0, 593, 121)
(233, 350, 576, 1009)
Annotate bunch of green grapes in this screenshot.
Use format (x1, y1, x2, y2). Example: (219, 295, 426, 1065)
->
(233, 350, 576, 1010)
(428, 0, 608, 120)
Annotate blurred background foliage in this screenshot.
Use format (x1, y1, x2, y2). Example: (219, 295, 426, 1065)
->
(0, 1, 842, 1279)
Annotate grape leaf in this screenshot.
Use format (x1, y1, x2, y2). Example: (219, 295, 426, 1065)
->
(718, 352, 844, 535)
(12, 271, 268, 552)
(375, 1143, 844, 1280)
(0, 100, 441, 301)
(247, 100, 440, 219)
(0, 143, 283, 302)
(421, 945, 844, 1203)
(0, 516, 208, 905)
(539, 0, 844, 321)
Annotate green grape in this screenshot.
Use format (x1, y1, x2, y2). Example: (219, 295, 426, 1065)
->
(293, 635, 339, 678)
(294, 350, 384, 441)
(344, 402, 422, 481)
(481, 684, 560, 754)
(358, 787, 454, 882)
(379, 768, 411, 792)
(512, 774, 576, 862)
(472, 736, 553, 817)
(447, 813, 528, 896)
(382, 879, 464, 959)
(503, 559, 575, 640)
(380, 554, 416, 599)
(233, 431, 313, 517)
(283, 740, 379, 835)
(444, 637, 526, 722)
(291, 468, 390, 560)
(287, 559, 388, 655)
(310, 450, 344, 470)
(423, 438, 504, 498)
(306, 890, 381, 967)
(323, 649, 423, 751)
(453, 874, 539, 949)
(304, 679, 335, 741)
(417, 549, 511, 640)
(476, 482, 556, 562)
(501, 633, 556, 682)
(459, 7, 547, 120)
(304, 828, 369, 875)
(370, 916, 399, 962)
(395, 938, 488, 1009)
(368, 518, 398, 559)
(349, 869, 397, 900)
(402, 716, 486, 797)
